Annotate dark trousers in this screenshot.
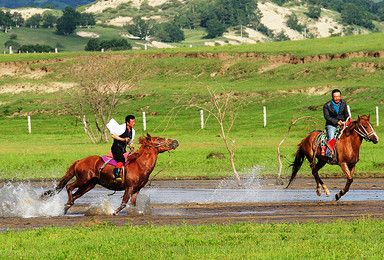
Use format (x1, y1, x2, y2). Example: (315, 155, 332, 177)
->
(111, 144, 126, 164)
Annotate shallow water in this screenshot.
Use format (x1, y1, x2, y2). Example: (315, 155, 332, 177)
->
(0, 180, 383, 218)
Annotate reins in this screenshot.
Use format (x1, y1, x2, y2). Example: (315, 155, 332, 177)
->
(147, 150, 172, 186)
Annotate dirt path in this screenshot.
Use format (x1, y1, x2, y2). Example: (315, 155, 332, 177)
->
(1, 178, 383, 229)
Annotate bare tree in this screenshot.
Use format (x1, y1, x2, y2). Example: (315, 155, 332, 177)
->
(62, 57, 146, 143)
(186, 83, 250, 185)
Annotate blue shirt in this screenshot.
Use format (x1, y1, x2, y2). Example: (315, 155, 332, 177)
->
(331, 100, 340, 114)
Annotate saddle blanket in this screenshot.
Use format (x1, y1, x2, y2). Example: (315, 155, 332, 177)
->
(101, 152, 130, 167)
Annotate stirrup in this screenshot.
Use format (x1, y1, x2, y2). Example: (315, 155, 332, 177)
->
(113, 168, 122, 183)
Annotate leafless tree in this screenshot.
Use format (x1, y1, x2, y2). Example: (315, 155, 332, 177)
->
(62, 56, 146, 143)
(185, 83, 250, 185)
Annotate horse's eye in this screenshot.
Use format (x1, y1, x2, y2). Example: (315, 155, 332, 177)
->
(157, 138, 161, 141)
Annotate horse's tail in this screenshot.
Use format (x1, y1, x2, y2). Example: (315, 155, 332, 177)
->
(41, 160, 78, 198)
(286, 142, 306, 189)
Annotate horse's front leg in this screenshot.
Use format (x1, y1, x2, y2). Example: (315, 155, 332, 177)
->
(131, 192, 139, 207)
(336, 163, 355, 201)
(114, 187, 133, 215)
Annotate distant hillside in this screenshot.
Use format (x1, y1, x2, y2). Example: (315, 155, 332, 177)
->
(0, 0, 94, 9)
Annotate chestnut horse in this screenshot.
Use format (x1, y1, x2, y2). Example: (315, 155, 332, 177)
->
(42, 133, 179, 215)
(286, 115, 379, 200)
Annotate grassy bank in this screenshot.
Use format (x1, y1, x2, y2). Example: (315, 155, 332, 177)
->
(1, 218, 383, 258)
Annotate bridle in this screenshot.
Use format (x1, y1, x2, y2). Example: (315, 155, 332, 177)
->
(146, 138, 170, 148)
(354, 122, 377, 142)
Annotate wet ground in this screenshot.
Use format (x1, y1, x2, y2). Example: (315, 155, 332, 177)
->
(0, 178, 383, 229)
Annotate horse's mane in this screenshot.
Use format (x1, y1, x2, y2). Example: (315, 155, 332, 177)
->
(344, 115, 369, 136)
(126, 137, 152, 163)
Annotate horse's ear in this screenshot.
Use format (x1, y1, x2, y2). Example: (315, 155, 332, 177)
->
(368, 114, 370, 120)
(357, 115, 360, 122)
(146, 133, 152, 139)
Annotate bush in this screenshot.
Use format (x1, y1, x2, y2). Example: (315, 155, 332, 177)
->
(9, 34, 17, 39)
(18, 44, 55, 53)
(85, 38, 132, 51)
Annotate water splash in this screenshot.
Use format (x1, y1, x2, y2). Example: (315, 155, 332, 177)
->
(85, 199, 114, 216)
(0, 182, 65, 218)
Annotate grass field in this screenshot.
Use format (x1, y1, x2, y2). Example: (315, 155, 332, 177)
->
(1, 218, 383, 258)
(0, 33, 384, 181)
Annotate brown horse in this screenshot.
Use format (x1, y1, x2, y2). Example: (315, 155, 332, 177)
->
(286, 115, 379, 200)
(42, 133, 179, 215)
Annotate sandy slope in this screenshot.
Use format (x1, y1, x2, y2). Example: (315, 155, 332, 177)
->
(85, 0, 169, 13)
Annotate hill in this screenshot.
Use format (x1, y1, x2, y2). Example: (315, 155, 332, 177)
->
(3, 0, 384, 53)
(0, 0, 94, 9)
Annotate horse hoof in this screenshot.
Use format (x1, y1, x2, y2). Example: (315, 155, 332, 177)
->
(335, 193, 341, 201)
(316, 190, 321, 196)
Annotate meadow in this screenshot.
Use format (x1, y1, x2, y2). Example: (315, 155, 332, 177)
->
(1, 33, 384, 181)
(1, 218, 384, 259)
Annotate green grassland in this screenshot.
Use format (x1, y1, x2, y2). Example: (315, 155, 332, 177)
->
(1, 218, 384, 259)
(0, 33, 384, 180)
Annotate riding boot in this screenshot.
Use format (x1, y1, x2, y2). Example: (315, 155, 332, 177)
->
(114, 167, 122, 183)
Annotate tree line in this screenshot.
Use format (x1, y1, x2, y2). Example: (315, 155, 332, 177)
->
(0, 6, 95, 34)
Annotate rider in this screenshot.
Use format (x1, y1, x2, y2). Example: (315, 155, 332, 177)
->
(323, 89, 349, 157)
(110, 115, 136, 182)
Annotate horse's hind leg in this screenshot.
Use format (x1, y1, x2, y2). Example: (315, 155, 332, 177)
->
(64, 181, 96, 214)
(311, 160, 330, 196)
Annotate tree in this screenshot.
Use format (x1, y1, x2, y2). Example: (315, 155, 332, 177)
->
(62, 58, 147, 143)
(56, 6, 80, 35)
(25, 14, 42, 28)
(183, 83, 250, 185)
(341, 3, 374, 29)
(0, 11, 14, 32)
(126, 16, 156, 40)
(154, 22, 185, 42)
(205, 18, 227, 38)
(84, 38, 100, 51)
(285, 13, 305, 32)
(42, 11, 57, 28)
(79, 13, 96, 27)
(11, 12, 24, 27)
(307, 4, 321, 20)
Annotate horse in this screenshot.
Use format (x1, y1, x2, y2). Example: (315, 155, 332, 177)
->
(286, 115, 379, 201)
(42, 133, 179, 215)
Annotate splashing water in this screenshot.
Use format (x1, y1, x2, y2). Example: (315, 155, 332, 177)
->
(0, 182, 65, 218)
(85, 199, 114, 216)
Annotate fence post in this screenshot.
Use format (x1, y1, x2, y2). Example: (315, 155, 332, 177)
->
(143, 111, 146, 131)
(27, 116, 31, 134)
(376, 106, 379, 126)
(200, 110, 204, 129)
(347, 105, 351, 118)
(263, 106, 267, 127)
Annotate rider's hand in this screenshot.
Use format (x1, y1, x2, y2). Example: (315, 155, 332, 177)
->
(337, 121, 344, 126)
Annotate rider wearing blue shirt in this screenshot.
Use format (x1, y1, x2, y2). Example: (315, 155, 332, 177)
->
(323, 89, 349, 156)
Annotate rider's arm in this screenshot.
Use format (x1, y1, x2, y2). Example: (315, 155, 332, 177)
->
(111, 135, 130, 142)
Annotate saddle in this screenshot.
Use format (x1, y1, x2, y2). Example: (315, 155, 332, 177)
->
(315, 129, 340, 164)
(101, 152, 130, 167)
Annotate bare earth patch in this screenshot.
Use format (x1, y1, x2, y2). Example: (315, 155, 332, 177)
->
(76, 31, 100, 38)
(0, 82, 75, 95)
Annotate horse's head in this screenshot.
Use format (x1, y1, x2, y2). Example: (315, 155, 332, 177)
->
(140, 133, 179, 152)
(355, 115, 379, 144)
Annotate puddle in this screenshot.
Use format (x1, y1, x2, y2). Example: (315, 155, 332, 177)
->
(0, 181, 383, 218)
